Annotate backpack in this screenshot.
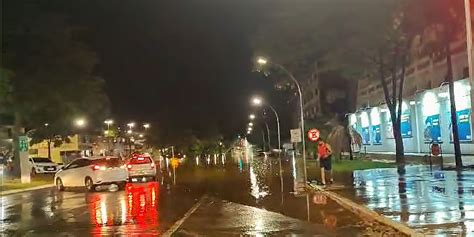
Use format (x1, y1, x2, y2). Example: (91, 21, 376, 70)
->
(318, 142, 332, 159)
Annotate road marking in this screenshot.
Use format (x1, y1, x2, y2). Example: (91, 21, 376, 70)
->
(162, 194, 208, 236)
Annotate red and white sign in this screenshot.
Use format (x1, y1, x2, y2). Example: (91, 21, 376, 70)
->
(307, 128, 320, 142)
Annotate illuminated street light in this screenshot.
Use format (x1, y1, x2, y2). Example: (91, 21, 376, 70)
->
(248, 127, 253, 131)
(255, 56, 307, 182)
(251, 97, 263, 106)
(257, 57, 268, 65)
(127, 130, 132, 134)
(143, 123, 150, 129)
(127, 122, 135, 128)
(247, 131, 251, 134)
(250, 95, 281, 153)
(139, 134, 144, 138)
(44, 123, 49, 127)
(248, 122, 253, 127)
(249, 114, 256, 120)
(75, 118, 86, 128)
(104, 119, 113, 130)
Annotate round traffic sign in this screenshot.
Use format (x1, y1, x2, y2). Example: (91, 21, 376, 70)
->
(307, 128, 320, 142)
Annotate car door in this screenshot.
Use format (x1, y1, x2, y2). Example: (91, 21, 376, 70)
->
(72, 159, 92, 187)
(60, 160, 81, 187)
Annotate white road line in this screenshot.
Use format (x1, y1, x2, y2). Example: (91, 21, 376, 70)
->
(162, 195, 208, 236)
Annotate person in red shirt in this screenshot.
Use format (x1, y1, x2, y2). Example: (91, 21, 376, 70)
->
(317, 138, 334, 185)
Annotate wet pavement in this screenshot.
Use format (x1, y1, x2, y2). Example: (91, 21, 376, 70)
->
(336, 165, 474, 236)
(176, 197, 328, 236)
(1, 149, 380, 236)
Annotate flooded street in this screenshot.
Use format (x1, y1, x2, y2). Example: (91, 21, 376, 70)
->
(173, 150, 367, 236)
(1, 149, 372, 236)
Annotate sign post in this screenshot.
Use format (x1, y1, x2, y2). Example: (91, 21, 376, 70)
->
(19, 136, 31, 184)
(307, 128, 320, 142)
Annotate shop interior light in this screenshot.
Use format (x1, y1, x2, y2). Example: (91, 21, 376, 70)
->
(438, 92, 449, 98)
(409, 101, 416, 105)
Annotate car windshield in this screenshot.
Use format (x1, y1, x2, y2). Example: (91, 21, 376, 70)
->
(32, 158, 53, 163)
(129, 156, 152, 164)
(92, 158, 122, 167)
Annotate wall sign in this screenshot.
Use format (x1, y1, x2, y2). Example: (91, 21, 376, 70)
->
(362, 127, 370, 145)
(400, 112, 412, 138)
(449, 108, 472, 142)
(372, 125, 382, 145)
(424, 114, 442, 143)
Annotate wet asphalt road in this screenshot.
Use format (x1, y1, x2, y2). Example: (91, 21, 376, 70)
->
(1, 150, 368, 236)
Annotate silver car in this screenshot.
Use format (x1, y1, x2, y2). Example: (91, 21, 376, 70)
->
(126, 155, 157, 182)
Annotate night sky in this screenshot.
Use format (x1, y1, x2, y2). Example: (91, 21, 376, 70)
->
(67, 1, 286, 140)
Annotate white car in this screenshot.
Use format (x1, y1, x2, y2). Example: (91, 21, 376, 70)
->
(54, 157, 128, 191)
(29, 157, 60, 175)
(126, 155, 157, 182)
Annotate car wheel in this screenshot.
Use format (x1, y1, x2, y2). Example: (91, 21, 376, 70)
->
(118, 182, 127, 190)
(85, 177, 96, 192)
(56, 178, 65, 191)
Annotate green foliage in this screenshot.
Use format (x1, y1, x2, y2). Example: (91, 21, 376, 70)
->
(3, 1, 110, 144)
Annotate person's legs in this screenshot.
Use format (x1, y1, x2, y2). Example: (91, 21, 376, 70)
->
(328, 156, 334, 183)
(320, 167, 326, 184)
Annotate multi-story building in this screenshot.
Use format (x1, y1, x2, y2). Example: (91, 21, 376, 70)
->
(349, 40, 473, 154)
(302, 65, 322, 120)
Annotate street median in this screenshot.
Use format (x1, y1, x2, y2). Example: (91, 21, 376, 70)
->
(1, 179, 54, 196)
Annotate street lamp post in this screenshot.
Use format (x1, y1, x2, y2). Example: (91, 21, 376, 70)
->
(127, 122, 135, 155)
(251, 96, 283, 193)
(104, 120, 114, 153)
(74, 118, 87, 157)
(251, 96, 281, 151)
(257, 57, 307, 183)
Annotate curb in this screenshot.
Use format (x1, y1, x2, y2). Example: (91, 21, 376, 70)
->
(309, 184, 424, 237)
(1, 184, 54, 196)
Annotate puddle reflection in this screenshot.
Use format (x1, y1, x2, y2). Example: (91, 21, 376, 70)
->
(351, 166, 474, 235)
(87, 182, 159, 235)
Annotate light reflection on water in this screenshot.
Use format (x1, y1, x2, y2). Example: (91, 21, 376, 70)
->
(350, 166, 474, 235)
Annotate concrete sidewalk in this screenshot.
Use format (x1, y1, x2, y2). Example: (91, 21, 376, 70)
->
(332, 165, 474, 236)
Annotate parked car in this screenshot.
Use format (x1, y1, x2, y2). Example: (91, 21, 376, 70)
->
(54, 156, 128, 191)
(126, 154, 157, 182)
(29, 157, 61, 175)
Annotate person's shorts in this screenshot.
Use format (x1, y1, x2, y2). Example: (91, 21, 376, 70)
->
(319, 156, 332, 171)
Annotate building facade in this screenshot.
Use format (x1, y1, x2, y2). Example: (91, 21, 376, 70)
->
(303, 72, 322, 120)
(350, 41, 473, 155)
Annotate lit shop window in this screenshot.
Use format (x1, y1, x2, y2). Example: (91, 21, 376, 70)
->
(360, 111, 370, 145)
(370, 107, 382, 144)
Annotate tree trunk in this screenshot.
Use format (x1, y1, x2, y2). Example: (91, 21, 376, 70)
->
(446, 40, 463, 169)
(47, 139, 52, 160)
(393, 121, 406, 174)
(12, 111, 23, 178)
(345, 117, 354, 160)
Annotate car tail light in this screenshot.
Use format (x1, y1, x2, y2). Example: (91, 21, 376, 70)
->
(92, 165, 106, 171)
(127, 164, 132, 170)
